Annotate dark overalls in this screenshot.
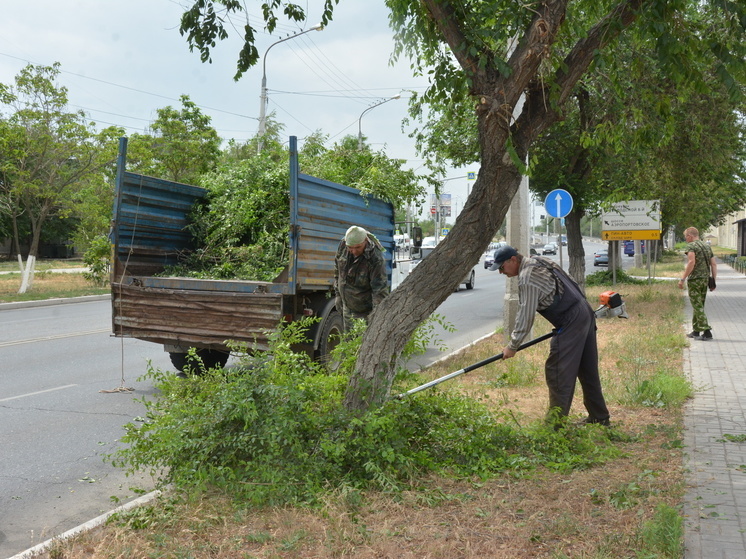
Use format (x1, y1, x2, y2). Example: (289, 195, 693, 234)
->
(536, 261, 610, 422)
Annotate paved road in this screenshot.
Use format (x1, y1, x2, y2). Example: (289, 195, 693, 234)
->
(0, 299, 172, 557)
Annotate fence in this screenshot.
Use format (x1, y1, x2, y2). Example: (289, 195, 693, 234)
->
(718, 253, 746, 275)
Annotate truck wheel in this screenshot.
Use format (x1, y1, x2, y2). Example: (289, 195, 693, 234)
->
(169, 349, 230, 374)
(465, 270, 476, 290)
(317, 310, 345, 368)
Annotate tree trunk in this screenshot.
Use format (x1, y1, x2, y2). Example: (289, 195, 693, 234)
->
(343, 155, 524, 410)
(18, 254, 36, 294)
(18, 218, 43, 294)
(343, 0, 646, 413)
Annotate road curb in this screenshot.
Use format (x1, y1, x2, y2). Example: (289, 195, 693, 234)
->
(9, 490, 161, 559)
(0, 294, 109, 311)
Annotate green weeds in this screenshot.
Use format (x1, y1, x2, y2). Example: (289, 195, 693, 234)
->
(109, 317, 624, 509)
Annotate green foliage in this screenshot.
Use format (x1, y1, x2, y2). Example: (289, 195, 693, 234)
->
(161, 135, 427, 280)
(82, 235, 112, 286)
(125, 95, 221, 184)
(626, 372, 693, 409)
(717, 433, 746, 443)
(301, 135, 428, 210)
(110, 317, 622, 507)
(0, 63, 104, 259)
(585, 269, 647, 286)
(166, 154, 291, 281)
(636, 503, 683, 558)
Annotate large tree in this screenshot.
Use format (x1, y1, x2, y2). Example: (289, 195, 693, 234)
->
(0, 63, 105, 292)
(179, 0, 746, 411)
(126, 95, 222, 184)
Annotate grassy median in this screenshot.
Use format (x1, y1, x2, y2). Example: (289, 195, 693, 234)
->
(38, 275, 691, 559)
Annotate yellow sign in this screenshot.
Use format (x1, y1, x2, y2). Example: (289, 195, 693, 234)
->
(602, 230, 661, 241)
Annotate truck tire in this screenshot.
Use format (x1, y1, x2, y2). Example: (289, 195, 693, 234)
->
(317, 310, 345, 368)
(465, 270, 476, 290)
(169, 349, 230, 374)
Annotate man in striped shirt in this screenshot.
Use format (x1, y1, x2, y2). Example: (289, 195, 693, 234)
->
(490, 245, 611, 426)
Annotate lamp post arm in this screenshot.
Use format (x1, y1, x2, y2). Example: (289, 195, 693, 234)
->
(257, 24, 323, 151)
(357, 93, 401, 150)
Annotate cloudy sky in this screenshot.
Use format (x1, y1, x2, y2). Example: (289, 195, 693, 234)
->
(0, 1, 478, 216)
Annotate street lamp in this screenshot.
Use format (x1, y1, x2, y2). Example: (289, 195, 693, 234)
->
(257, 23, 323, 152)
(357, 93, 401, 150)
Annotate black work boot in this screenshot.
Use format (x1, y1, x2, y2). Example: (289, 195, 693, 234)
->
(701, 329, 713, 340)
(687, 331, 700, 339)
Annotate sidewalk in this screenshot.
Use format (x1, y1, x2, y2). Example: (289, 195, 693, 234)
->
(683, 259, 746, 558)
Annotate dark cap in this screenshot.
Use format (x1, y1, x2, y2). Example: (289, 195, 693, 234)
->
(489, 245, 519, 271)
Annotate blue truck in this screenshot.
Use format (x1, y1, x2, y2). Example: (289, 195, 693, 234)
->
(110, 136, 395, 371)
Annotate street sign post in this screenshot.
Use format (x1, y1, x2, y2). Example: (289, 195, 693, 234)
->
(544, 189, 573, 269)
(544, 189, 573, 218)
(601, 200, 661, 240)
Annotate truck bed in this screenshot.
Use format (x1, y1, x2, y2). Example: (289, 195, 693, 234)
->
(112, 278, 283, 351)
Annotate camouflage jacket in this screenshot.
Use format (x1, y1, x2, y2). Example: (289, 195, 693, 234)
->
(334, 234, 389, 314)
(685, 240, 714, 280)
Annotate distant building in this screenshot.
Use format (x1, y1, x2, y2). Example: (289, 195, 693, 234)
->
(703, 209, 746, 256)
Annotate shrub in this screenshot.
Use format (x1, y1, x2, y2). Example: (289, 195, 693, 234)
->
(82, 235, 111, 286)
(110, 318, 622, 506)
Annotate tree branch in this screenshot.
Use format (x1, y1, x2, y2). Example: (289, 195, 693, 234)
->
(514, 0, 648, 150)
(420, 0, 482, 78)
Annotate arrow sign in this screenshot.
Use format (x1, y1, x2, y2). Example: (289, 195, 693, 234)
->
(545, 189, 573, 218)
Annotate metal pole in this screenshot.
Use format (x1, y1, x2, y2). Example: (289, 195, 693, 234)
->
(395, 330, 556, 399)
(357, 93, 401, 150)
(257, 24, 323, 153)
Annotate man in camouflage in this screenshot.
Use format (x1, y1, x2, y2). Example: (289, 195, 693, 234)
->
(678, 227, 717, 340)
(334, 225, 389, 331)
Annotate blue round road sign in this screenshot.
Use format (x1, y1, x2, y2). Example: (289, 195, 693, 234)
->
(545, 189, 573, 218)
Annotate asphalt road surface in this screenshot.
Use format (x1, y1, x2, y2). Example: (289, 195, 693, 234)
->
(0, 298, 172, 557)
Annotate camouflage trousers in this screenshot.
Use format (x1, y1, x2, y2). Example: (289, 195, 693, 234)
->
(687, 277, 711, 332)
(342, 306, 371, 332)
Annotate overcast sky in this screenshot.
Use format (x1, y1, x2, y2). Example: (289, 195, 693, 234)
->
(0, 1, 480, 217)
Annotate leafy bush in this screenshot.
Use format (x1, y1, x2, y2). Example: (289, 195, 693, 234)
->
(110, 318, 623, 506)
(164, 156, 291, 281)
(585, 268, 647, 286)
(82, 235, 111, 286)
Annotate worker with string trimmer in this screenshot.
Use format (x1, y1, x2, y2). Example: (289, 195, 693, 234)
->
(491, 245, 611, 427)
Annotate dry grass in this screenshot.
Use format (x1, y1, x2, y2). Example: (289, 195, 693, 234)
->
(40, 283, 688, 559)
(0, 271, 108, 303)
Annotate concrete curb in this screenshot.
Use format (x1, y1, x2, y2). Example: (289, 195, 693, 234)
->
(0, 294, 109, 311)
(9, 490, 161, 559)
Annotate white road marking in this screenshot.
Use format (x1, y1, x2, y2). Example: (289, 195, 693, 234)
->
(1, 383, 79, 402)
(0, 328, 110, 348)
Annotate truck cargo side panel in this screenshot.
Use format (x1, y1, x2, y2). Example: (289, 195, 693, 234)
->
(292, 173, 395, 289)
(112, 283, 282, 351)
(112, 171, 207, 278)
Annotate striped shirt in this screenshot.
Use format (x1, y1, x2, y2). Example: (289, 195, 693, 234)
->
(509, 256, 565, 350)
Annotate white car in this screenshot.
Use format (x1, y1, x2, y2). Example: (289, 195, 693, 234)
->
(421, 236, 437, 248)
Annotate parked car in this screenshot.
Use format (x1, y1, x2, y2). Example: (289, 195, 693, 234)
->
(542, 243, 557, 255)
(593, 249, 609, 266)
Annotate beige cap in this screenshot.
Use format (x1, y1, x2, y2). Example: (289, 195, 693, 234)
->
(345, 226, 368, 246)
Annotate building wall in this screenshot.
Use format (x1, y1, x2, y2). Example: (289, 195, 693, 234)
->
(704, 209, 746, 251)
